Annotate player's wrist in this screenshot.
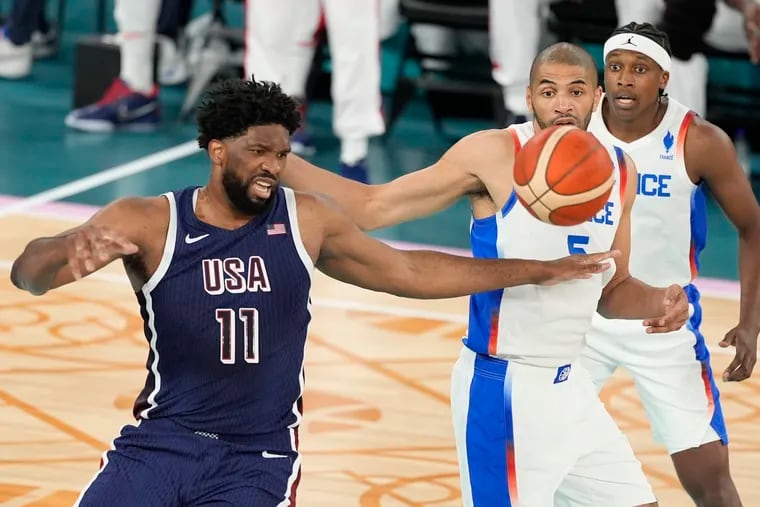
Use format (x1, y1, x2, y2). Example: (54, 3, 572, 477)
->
(534, 259, 561, 285)
(736, 321, 760, 337)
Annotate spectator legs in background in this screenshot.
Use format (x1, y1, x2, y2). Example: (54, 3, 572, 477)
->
(490, 0, 543, 123)
(246, 0, 384, 182)
(156, 0, 194, 86)
(0, 0, 46, 78)
(65, 0, 162, 132)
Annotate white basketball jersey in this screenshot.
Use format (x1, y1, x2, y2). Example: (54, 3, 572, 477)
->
(588, 97, 702, 333)
(465, 122, 628, 366)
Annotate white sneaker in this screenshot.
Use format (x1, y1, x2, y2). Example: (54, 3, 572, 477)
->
(158, 36, 189, 86)
(0, 34, 32, 79)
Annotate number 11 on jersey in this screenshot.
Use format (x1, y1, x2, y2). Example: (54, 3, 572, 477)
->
(215, 308, 260, 364)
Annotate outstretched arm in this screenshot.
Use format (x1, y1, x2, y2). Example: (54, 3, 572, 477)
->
(597, 154, 689, 330)
(687, 118, 760, 381)
(10, 198, 151, 295)
(308, 193, 618, 299)
(281, 130, 510, 230)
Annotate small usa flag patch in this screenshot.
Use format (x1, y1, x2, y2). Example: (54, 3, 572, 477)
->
(267, 223, 287, 236)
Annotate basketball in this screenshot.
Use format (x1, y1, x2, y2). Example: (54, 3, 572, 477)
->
(513, 125, 615, 226)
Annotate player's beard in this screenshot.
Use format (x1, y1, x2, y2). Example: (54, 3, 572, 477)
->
(536, 111, 593, 131)
(222, 167, 277, 216)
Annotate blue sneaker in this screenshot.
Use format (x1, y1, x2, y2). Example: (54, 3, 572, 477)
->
(65, 78, 160, 132)
(339, 158, 369, 183)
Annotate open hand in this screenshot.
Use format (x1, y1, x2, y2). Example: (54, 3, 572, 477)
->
(540, 249, 621, 286)
(642, 284, 688, 333)
(65, 226, 138, 280)
(719, 325, 758, 382)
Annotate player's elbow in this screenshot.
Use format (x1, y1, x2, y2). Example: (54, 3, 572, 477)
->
(361, 185, 398, 231)
(9, 259, 23, 291)
(596, 275, 630, 318)
(9, 257, 45, 296)
(381, 256, 430, 298)
(384, 273, 422, 298)
(596, 297, 619, 319)
(596, 300, 613, 319)
(738, 216, 760, 244)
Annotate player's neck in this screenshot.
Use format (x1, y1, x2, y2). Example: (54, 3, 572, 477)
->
(196, 185, 259, 230)
(602, 97, 668, 143)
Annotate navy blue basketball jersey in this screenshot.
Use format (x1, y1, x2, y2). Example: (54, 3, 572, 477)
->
(132, 186, 313, 437)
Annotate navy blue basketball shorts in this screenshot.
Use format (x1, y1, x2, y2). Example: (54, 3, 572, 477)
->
(73, 418, 301, 506)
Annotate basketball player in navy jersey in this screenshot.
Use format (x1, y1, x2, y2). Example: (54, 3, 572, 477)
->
(9, 78, 618, 506)
(275, 44, 692, 506)
(583, 23, 760, 507)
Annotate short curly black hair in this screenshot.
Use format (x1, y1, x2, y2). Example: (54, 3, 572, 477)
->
(196, 77, 301, 150)
(610, 22, 672, 56)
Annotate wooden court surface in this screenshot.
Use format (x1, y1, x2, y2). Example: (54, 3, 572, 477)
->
(2, 211, 759, 506)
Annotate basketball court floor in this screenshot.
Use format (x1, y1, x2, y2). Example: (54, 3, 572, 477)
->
(2, 199, 760, 506)
(2, 30, 760, 505)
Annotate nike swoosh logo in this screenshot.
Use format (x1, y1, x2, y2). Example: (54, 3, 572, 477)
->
(117, 102, 159, 122)
(185, 233, 209, 244)
(262, 451, 289, 459)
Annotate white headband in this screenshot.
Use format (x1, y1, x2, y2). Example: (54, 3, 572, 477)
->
(603, 33, 671, 72)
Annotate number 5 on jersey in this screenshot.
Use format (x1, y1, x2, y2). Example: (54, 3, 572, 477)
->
(216, 308, 259, 364)
(567, 235, 590, 255)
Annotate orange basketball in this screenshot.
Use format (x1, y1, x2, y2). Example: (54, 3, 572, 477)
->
(513, 125, 614, 226)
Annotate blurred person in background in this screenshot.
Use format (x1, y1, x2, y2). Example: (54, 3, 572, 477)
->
(155, 0, 195, 86)
(489, 0, 552, 124)
(0, 0, 58, 79)
(65, 0, 162, 132)
(245, 0, 386, 183)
